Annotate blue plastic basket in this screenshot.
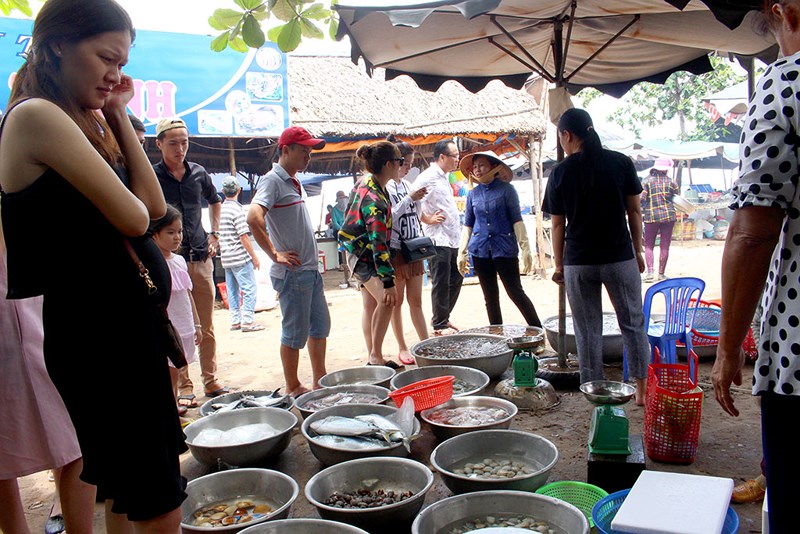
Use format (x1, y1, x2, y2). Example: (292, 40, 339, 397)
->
(592, 489, 739, 534)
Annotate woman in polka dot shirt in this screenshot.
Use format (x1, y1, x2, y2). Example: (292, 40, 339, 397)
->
(712, 1, 800, 530)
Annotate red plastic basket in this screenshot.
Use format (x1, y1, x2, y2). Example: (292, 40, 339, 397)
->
(389, 376, 454, 411)
(644, 348, 703, 464)
(742, 327, 758, 362)
(678, 299, 721, 348)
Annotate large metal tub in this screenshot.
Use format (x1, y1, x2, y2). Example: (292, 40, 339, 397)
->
(412, 490, 589, 534)
(542, 313, 624, 361)
(184, 407, 297, 468)
(390, 365, 490, 397)
(420, 396, 517, 441)
(305, 457, 434, 531)
(301, 403, 421, 466)
(319, 366, 396, 389)
(239, 519, 368, 533)
(429, 429, 558, 494)
(294, 384, 390, 420)
(180, 468, 299, 533)
(410, 334, 513, 379)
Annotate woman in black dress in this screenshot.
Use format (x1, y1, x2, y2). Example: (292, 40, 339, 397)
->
(0, 0, 186, 531)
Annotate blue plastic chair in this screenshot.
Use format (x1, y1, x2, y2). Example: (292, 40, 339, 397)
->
(624, 277, 705, 381)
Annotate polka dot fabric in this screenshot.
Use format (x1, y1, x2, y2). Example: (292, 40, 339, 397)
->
(733, 50, 800, 396)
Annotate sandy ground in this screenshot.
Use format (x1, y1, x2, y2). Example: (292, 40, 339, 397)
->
(17, 238, 766, 533)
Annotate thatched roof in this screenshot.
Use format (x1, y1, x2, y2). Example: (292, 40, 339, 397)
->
(289, 56, 547, 140)
(146, 56, 547, 176)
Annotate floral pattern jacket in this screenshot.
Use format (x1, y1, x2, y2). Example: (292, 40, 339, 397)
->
(338, 175, 394, 284)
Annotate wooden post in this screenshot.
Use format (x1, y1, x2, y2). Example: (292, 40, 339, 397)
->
(228, 138, 236, 176)
(530, 134, 548, 277)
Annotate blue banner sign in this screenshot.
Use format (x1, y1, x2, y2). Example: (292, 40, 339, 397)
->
(0, 18, 289, 137)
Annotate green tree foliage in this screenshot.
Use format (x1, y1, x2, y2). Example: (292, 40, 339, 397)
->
(208, 0, 338, 53)
(577, 56, 746, 141)
(0, 0, 32, 16)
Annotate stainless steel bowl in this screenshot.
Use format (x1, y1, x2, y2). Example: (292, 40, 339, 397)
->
(294, 384, 390, 420)
(239, 518, 368, 533)
(429, 429, 558, 494)
(305, 457, 434, 531)
(301, 403, 421, 466)
(390, 365, 490, 397)
(411, 334, 514, 379)
(198, 390, 295, 417)
(543, 313, 624, 361)
(184, 407, 297, 467)
(319, 366, 396, 389)
(579, 380, 635, 405)
(411, 490, 589, 534)
(420, 396, 517, 441)
(180, 468, 299, 533)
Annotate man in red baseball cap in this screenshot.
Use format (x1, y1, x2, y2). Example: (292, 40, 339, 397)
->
(278, 126, 326, 150)
(247, 126, 329, 397)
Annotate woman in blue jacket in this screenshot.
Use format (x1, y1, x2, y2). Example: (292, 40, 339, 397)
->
(457, 152, 541, 327)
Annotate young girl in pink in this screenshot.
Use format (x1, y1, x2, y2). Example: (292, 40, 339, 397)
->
(152, 205, 201, 415)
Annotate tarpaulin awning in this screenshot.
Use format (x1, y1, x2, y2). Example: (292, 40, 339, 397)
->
(605, 139, 740, 162)
(334, 0, 775, 96)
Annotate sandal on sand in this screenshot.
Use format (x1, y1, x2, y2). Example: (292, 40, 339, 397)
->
(177, 394, 198, 408)
(204, 387, 231, 398)
(367, 360, 404, 370)
(433, 327, 458, 337)
(398, 351, 416, 365)
(242, 323, 265, 332)
(230, 323, 241, 331)
(731, 478, 766, 503)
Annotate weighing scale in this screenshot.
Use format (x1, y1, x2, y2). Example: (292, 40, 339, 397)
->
(494, 335, 559, 411)
(579, 381, 635, 455)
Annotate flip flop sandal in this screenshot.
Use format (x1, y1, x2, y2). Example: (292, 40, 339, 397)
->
(177, 394, 198, 408)
(398, 352, 416, 365)
(205, 387, 232, 398)
(177, 405, 188, 416)
(241, 323, 265, 332)
(230, 323, 241, 331)
(367, 360, 404, 370)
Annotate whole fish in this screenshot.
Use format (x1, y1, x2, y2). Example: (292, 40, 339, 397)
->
(310, 434, 388, 450)
(309, 415, 378, 437)
(354, 414, 404, 441)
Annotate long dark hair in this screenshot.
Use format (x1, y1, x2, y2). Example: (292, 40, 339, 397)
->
(558, 108, 603, 195)
(9, 0, 135, 165)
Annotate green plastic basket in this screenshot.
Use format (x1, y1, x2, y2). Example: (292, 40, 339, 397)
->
(535, 481, 609, 528)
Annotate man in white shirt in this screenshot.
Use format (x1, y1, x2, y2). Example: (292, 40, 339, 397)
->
(414, 139, 463, 335)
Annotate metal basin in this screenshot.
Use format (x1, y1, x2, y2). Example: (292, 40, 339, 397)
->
(294, 384, 390, 420)
(579, 380, 635, 406)
(305, 457, 434, 531)
(180, 468, 299, 533)
(198, 390, 294, 417)
(239, 518, 368, 533)
(390, 365, 490, 397)
(429, 429, 558, 494)
(542, 313, 624, 361)
(420, 396, 517, 441)
(301, 403, 421, 466)
(184, 407, 297, 468)
(319, 366, 396, 389)
(411, 490, 589, 534)
(411, 334, 514, 379)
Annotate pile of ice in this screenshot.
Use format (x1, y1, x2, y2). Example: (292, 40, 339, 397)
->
(193, 423, 280, 446)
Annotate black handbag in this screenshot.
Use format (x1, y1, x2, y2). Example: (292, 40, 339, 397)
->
(400, 235, 437, 263)
(124, 240, 188, 369)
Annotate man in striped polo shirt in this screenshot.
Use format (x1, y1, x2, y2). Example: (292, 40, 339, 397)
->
(220, 176, 263, 332)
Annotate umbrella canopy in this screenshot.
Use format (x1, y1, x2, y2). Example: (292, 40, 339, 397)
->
(334, 0, 774, 96)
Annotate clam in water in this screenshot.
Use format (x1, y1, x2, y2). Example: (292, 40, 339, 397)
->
(322, 488, 415, 509)
(449, 455, 539, 480)
(451, 378, 479, 395)
(426, 406, 509, 426)
(441, 514, 565, 534)
(189, 498, 275, 528)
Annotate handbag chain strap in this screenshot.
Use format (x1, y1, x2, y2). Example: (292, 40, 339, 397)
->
(123, 240, 157, 295)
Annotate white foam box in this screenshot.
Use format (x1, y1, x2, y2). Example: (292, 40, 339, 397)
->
(611, 470, 733, 534)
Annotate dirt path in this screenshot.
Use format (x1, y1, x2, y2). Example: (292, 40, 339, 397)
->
(18, 238, 765, 532)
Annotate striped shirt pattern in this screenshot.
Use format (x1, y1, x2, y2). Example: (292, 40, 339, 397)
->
(219, 199, 252, 269)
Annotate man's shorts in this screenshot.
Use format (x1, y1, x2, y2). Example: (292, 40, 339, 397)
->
(271, 269, 331, 349)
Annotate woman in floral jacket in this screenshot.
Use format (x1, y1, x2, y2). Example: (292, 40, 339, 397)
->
(339, 141, 405, 368)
